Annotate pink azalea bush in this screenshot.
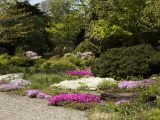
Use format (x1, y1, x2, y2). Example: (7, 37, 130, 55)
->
(0, 84, 19, 91)
(48, 93, 100, 106)
(115, 99, 130, 106)
(118, 79, 152, 89)
(66, 70, 94, 76)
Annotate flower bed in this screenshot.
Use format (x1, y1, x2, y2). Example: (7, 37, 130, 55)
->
(26, 90, 51, 99)
(0, 84, 20, 91)
(10, 79, 31, 86)
(66, 70, 94, 77)
(53, 77, 116, 90)
(118, 79, 152, 89)
(0, 73, 23, 82)
(48, 93, 100, 106)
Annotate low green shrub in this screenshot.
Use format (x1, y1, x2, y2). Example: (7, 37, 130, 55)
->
(93, 45, 160, 79)
(0, 54, 10, 66)
(10, 56, 27, 66)
(41, 58, 78, 72)
(97, 81, 118, 91)
(74, 39, 100, 56)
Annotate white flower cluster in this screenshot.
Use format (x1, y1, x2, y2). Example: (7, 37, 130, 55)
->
(10, 79, 31, 86)
(25, 51, 42, 60)
(52, 77, 116, 90)
(77, 52, 94, 60)
(0, 73, 23, 82)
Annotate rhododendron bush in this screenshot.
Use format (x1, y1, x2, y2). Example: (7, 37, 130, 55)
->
(53, 77, 116, 90)
(48, 93, 100, 106)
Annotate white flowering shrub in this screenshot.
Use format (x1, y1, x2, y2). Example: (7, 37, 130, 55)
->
(25, 51, 42, 60)
(52, 77, 116, 90)
(0, 73, 23, 82)
(77, 52, 94, 60)
(10, 79, 31, 86)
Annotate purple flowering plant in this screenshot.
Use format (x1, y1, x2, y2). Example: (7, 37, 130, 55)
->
(0, 84, 19, 91)
(48, 93, 100, 106)
(118, 79, 153, 89)
(37, 92, 51, 99)
(26, 90, 40, 98)
(66, 70, 94, 77)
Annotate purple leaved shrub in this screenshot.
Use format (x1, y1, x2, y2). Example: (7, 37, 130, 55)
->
(66, 70, 94, 77)
(118, 79, 153, 89)
(48, 93, 100, 106)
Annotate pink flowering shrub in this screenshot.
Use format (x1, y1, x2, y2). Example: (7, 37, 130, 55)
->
(115, 99, 130, 106)
(66, 70, 94, 76)
(118, 79, 152, 89)
(26, 90, 40, 98)
(0, 84, 19, 91)
(48, 93, 100, 106)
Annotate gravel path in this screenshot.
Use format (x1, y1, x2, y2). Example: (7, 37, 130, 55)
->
(0, 93, 87, 120)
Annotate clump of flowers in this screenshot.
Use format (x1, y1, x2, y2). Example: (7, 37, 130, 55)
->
(0, 73, 23, 83)
(37, 92, 51, 99)
(0, 84, 20, 91)
(118, 79, 153, 89)
(26, 90, 40, 98)
(26, 90, 50, 99)
(115, 99, 130, 106)
(25, 51, 42, 60)
(66, 70, 94, 77)
(77, 52, 94, 60)
(48, 93, 101, 106)
(53, 77, 116, 90)
(10, 79, 31, 86)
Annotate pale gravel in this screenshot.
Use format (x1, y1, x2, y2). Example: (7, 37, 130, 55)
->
(0, 93, 87, 120)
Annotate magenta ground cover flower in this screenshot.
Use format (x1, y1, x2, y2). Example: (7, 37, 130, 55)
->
(26, 90, 40, 98)
(66, 70, 94, 76)
(115, 99, 130, 106)
(0, 84, 19, 91)
(118, 79, 153, 89)
(48, 93, 100, 105)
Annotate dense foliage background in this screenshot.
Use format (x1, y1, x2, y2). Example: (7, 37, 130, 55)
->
(0, 0, 160, 79)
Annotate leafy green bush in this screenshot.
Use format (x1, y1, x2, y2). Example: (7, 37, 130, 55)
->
(40, 58, 78, 72)
(97, 81, 118, 91)
(10, 56, 26, 66)
(0, 54, 10, 66)
(62, 53, 93, 68)
(93, 45, 160, 79)
(33, 58, 46, 67)
(74, 40, 100, 56)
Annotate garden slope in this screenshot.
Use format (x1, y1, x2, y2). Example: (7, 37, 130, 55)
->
(0, 93, 87, 120)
